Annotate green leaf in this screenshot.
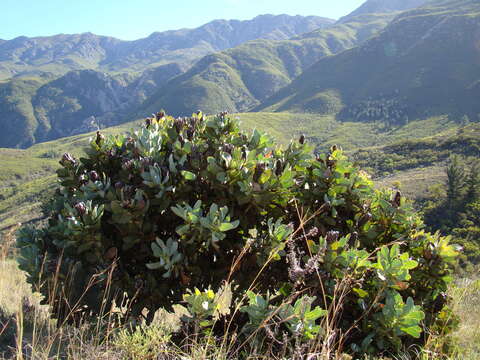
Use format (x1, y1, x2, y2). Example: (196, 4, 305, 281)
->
(181, 171, 197, 180)
(305, 307, 327, 321)
(361, 332, 375, 350)
(353, 288, 369, 298)
(218, 222, 237, 232)
(400, 325, 422, 338)
(176, 224, 190, 236)
(403, 259, 418, 270)
(216, 172, 227, 183)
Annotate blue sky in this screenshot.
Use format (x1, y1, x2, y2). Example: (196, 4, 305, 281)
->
(1, 0, 365, 40)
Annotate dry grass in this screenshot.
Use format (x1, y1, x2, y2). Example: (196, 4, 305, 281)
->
(450, 278, 480, 359)
(374, 165, 446, 201)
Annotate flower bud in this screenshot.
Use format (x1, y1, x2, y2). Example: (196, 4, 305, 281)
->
(275, 159, 283, 176)
(307, 227, 319, 238)
(74, 202, 87, 215)
(79, 174, 88, 185)
(95, 131, 105, 146)
(122, 160, 134, 170)
(222, 143, 234, 154)
(241, 147, 247, 161)
(392, 191, 402, 208)
(351, 231, 359, 243)
(357, 213, 372, 228)
(253, 163, 266, 182)
(61, 153, 76, 166)
(89, 171, 100, 182)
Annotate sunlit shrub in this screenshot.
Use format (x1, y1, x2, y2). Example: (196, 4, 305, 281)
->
(17, 112, 459, 355)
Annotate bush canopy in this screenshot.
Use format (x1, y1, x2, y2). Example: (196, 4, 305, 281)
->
(17, 112, 459, 355)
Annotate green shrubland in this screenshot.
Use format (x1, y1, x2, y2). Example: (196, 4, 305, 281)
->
(353, 124, 480, 178)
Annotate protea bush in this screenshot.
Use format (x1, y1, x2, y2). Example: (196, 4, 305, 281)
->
(17, 111, 459, 355)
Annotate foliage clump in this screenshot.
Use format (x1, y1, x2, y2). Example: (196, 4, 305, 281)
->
(340, 96, 410, 128)
(424, 156, 480, 266)
(17, 112, 459, 356)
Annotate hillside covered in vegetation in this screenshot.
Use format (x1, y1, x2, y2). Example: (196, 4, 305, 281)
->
(0, 15, 333, 148)
(258, 0, 480, 126)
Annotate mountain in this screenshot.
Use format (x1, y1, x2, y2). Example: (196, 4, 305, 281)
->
(32, 70, 133, 141)
(353, 123, 480, 178)
(257, 0, 480, 125)
(0, 77, 46, 148)
(0, 63, 185, 148)
(0, 15, 333, 80)
(338, 0, 428, 23)
(0, 33, 121, 80)
(137, 13, 393, 117)
(4, 0, 477, 149)
(0, 14, 335, 148)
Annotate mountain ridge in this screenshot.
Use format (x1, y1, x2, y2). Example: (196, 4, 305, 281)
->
(0, 0, 467, 149)
(257, 0, 480, 124)
(136, 12, 393, 117)
(338, 0, 428, 23)
(0, 14, 334, 80)
(0, 14, 336, 148)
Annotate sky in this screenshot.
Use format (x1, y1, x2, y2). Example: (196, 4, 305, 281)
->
(1, 0, 365, 41)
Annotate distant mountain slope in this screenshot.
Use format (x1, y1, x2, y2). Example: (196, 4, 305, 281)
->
(32, 70, 132, 141)
(108, 15, 334, 70)
(0, 14, 335, 148)
(138, 13, 392, 117)
(353, 123, 480, 177)
(0, 33, 121, 80)
(0, 63, 184, 147)
(0, 15, 333, 80)
(258, 0, 480, 124)
(352, 122, 480, 200)
(338, 0, 428, 23)
(296, 12, 396, 44)
(0, 78, 46, 148)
